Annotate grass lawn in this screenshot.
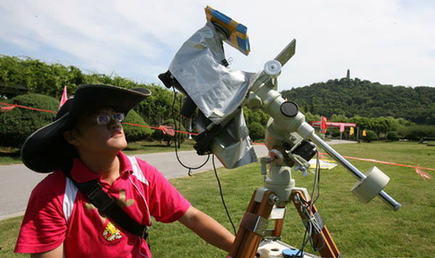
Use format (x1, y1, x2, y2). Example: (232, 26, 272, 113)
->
(1, 142, 434, 257)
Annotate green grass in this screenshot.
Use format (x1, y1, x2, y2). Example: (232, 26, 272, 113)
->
(1, 142, 434, 257)
(0, 216, 24, 257)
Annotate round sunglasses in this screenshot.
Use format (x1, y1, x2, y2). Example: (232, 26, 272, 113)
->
(95, 112, 125, 126)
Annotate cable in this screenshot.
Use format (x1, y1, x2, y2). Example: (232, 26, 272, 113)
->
(296, 195, 312, 256)
(297, 151, 323, 255)
(169, 88, 236, 235)
(212, 155, 237, 235)
(170, 88, 210, 175)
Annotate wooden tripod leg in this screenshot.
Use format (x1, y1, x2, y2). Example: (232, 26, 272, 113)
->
(290, 190, 340, 258)
(228, 189, 275, 258)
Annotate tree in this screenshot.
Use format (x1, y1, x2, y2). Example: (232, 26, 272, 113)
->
(304, 112, 320, 122)
(330, 114, 348, 122)
(136, 85, 179, 126)
(248, 122, 265, 141)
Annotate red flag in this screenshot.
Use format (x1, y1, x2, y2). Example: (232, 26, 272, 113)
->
(415, 168, 432, 180)
(159, 125, 175, 136)
(320, 116, 328, 133)
(59, 86, 68, 109)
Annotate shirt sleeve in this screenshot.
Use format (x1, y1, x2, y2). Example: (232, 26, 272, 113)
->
(15, 172, 68, 254)
(136, 159, 191, 223)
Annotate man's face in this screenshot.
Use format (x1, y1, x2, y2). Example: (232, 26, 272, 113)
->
(65, 108, 128, 155)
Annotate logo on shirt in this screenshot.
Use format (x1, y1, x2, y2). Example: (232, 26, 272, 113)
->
(103, 222, 123, 241)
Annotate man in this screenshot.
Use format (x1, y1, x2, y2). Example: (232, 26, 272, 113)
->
(15, 84, 235, 257)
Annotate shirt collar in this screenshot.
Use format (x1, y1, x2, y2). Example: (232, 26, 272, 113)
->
(70, 151, 134, 183)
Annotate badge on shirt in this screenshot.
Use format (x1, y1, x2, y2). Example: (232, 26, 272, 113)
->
(103, 221, 123, 241)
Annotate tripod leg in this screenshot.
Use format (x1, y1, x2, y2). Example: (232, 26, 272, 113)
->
(229, 189, 276, 258)
(290, 190, 340, 258)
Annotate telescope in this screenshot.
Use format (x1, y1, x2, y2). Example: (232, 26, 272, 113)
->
(159, 6, 401, 257)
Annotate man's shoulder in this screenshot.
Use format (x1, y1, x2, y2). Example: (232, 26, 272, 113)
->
(127, 155, 163, 183)
(133, 156, 161, 175)
(31, 171, 68, 197)
(119, 152, 155, 171)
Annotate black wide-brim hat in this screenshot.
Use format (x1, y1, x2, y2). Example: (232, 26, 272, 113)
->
(21, 84, 151, 173)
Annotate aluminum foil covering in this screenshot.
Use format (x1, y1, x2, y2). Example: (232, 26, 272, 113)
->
(169, 23, 257, 168)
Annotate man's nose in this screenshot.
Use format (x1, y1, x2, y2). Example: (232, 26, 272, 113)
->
(108, 117, 123, 127)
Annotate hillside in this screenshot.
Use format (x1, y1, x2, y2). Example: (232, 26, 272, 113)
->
(281, 78, 435, 125)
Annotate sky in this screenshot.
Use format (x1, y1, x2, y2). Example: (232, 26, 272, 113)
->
(1, 0, 434, 91)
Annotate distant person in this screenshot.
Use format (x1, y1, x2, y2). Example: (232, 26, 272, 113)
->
(15, 84, 234, 257)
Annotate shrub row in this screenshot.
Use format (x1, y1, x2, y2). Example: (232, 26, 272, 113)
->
(360, 125, 435, 142)
(1, 94, 433, 148)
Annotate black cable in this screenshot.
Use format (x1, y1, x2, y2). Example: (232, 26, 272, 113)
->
(212, 155, 237, 235)
(169, 88, 236, 235)
(170, 88, 210, 175)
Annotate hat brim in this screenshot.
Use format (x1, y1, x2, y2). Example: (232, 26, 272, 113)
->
(21, 84, 151, 173)
(70, 85, 151, 117)
(21, 113, 74, 172)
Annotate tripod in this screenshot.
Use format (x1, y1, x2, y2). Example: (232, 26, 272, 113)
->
(228, 157, 340, 258)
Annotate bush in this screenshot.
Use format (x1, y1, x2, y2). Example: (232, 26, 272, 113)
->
(386, 131, 399, 141)
(0, 94, 58, 147)
(248, 122, 265, 141)
(122, 110, 153, 142)
(363, 130, 378, 142)
(327, 127, 340, 138)
(398, 125, 435, 140)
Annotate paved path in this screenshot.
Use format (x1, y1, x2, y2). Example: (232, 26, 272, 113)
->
(0, 140, 355, 220)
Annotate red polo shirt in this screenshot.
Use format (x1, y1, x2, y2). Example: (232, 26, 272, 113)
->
(15, 152, 191, 257)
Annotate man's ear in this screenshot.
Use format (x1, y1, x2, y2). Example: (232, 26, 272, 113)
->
(64, 130, 79, 146)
